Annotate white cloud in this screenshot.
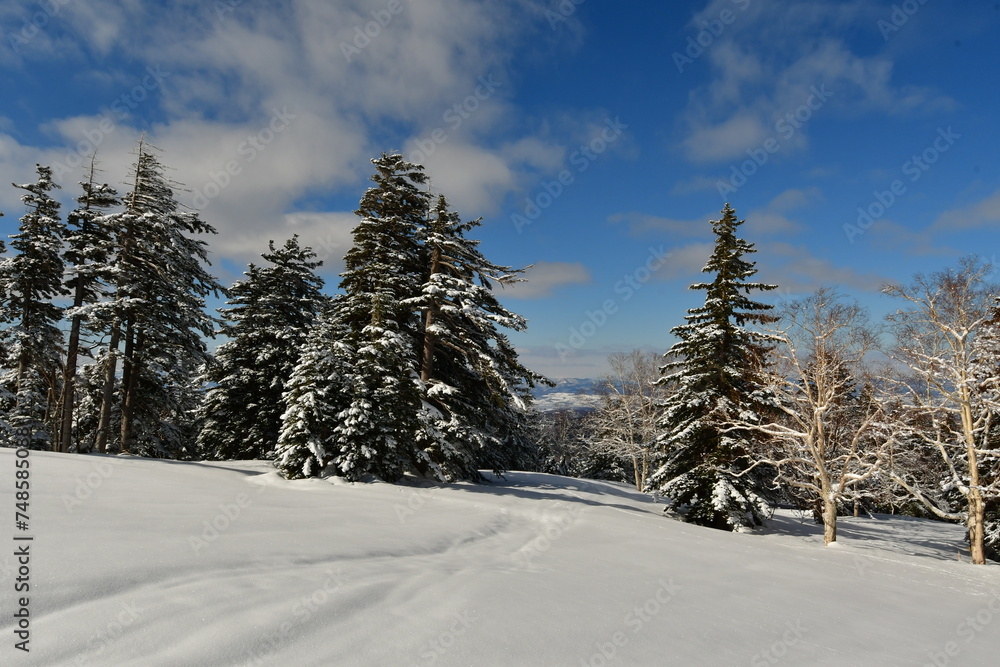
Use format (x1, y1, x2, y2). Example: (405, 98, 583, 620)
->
(0, 0, 576, 272)
(930, 188, 1000, 232)
(504, 261, 591, 299)
(677, 1, 955, 164)
(612, 188, 817, 240)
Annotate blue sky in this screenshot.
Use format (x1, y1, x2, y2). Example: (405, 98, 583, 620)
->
(1, 0, 999, 380)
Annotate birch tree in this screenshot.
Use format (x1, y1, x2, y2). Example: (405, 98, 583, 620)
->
(728, 289, 884, 545)
(589, 350, 668, 491)
(882, 257, 1000, 564)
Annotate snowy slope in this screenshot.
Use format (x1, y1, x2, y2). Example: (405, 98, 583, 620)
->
(2, 449, 1000, 666)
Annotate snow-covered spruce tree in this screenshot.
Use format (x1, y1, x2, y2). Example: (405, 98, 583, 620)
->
(408, 195, 547, 481)
(273, 303, 352, 479)
(197, 236, 325, 460)
(91, 139, 221, 457)
(324, 153, 429, 481)
(647, 203, 779, 531)
(58, 156, 119, 453)
(0, 165, 66, 449)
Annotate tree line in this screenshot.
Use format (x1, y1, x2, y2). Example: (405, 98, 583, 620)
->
(538, 204, 999, 565)
(0, 147, 545, 484)
(1, 150, 997, 564)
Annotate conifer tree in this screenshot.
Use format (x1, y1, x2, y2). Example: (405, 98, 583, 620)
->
(58, 156, 119, 453)
(274, 303, 353, 479)
(91, 139, 221, 456)
(276, 153, 547, 482)
(409, 195, 545, 480)
(324, 153, 430, 481)
(198, 236, 325, 460)
(0, 165, 66, 449)
(647, 203, 779, 530)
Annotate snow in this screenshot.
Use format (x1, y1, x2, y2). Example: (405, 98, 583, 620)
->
(4, 449, 1000, 666)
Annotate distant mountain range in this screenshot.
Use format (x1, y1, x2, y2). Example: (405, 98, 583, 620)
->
(531, 378, 600, 412)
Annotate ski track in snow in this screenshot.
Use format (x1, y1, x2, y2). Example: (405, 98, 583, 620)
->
(2, 450, 1000, 666)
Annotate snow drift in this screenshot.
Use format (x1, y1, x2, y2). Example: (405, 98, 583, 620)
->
(2, 449, 999, 666)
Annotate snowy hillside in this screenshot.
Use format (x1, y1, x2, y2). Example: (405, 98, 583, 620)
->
(3, 449, 1000, 666)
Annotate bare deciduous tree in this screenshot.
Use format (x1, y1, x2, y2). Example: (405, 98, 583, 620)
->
(728, 289, 884, 545)
(588, 351, 669, 491)
(882, 257, 1000, 564)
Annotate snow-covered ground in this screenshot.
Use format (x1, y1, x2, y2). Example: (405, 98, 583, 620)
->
(3, 449, 1000, 666)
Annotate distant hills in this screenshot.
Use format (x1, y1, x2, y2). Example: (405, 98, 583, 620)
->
(531, 377, 600, 412)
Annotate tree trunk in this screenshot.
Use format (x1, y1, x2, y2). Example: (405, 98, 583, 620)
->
(968, 488, 986, 565)
(59, 291, 85, 453)
(420, 245, 442, 384)
(958, 387, 987, 564)
(823, 497, 838, 545)
(119, 323, 141, 453)
(820, 475, 837, 545)
(95, 323, 121, 454)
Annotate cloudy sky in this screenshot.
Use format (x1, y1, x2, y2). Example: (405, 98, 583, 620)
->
(1, 0, 999, 379)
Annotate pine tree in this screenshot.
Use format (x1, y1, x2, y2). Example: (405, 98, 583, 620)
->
(647, 203, 779, 531)
(91, 139, 221, 457)
(197, 236, 325, 460)
(324, 153, 430, 481)
(408, 195, 546, 480)
(276, 153, 548, 483)
(58, 156, 119, 453)
(274, 303, 353, 479)
(0, 165, 66, 449)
